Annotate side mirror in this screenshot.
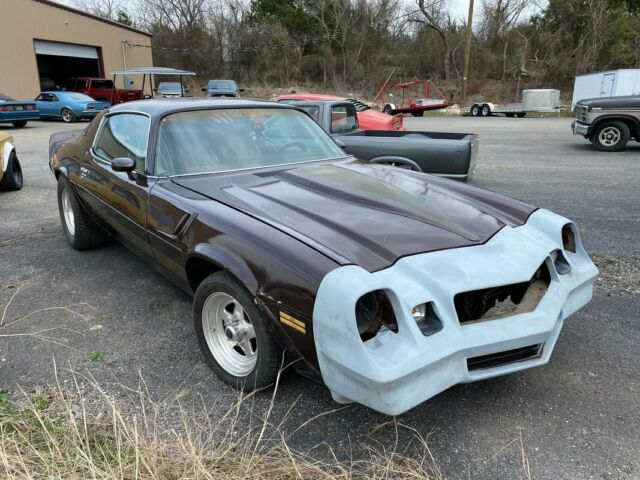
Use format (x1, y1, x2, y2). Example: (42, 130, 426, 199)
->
(239, 88, 245, 93)
(334, 138, 347, 149)
(112, 157, 135, 173)
(201, 86, 207, 92)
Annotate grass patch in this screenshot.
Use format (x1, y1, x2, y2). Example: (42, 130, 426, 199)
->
(0, 369, 446, 480)
(86, 351, 106, 362)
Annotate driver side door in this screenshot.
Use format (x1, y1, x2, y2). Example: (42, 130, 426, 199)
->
(75, 112, 156, 261)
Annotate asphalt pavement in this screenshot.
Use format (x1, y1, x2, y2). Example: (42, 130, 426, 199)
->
(0, 115, 638, 479)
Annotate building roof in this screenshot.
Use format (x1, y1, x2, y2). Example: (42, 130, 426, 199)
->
(34, 0, 152, 37)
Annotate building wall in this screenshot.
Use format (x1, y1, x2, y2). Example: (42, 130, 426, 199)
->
(0, 0, 153, 100)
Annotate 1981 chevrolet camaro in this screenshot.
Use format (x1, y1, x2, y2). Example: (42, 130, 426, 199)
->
(49, 99, 598, 415)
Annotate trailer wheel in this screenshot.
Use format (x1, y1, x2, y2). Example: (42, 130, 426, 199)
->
(480, 104, 491, 117)
(506, 113, 515, 118)
(470, 104, 480, 116)
(516, 112, 526, 118)
(383, 105, 393, 115)
(411, 110, 424, 117)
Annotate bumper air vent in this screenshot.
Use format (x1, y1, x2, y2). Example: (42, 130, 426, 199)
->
(467, 344, 544, 372)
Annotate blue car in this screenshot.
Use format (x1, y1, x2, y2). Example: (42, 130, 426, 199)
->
(35, 91, 110, 123)
(0, 93, 40, 128)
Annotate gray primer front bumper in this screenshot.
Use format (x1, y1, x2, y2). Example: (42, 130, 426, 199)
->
(312, 209, 598, 416)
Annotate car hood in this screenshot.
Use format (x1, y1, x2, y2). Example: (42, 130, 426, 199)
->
(577, 95, 640, 109)
(173, 159, 536, 272)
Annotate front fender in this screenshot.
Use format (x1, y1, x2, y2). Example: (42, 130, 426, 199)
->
(2, 141, 14, 173)
(190, 244, 259, 294)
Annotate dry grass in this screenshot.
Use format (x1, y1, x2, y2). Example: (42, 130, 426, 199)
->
(0, 364, 445, 480)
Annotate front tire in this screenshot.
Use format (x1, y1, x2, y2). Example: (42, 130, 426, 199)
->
(61, 108, 77, 123)
(0, 151, 23, 191)
(57, 176, 107, 249)
(591, 121, 630, 152)
(470, 104, 480, 116)
(194, 271, 280, 391)
(11, 121, 27, 128)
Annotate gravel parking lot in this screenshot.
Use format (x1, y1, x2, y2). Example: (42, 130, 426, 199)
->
(1, 116, 638, 479)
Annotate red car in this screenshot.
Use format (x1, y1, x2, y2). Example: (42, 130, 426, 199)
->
(277, 93, 404, 131)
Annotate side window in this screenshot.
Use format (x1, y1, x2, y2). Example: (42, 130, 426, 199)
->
(94, 114, 150, 173)
(51, 94, 59, 102)
(330, 104, 358, 133)
(77, 79, 87, 89)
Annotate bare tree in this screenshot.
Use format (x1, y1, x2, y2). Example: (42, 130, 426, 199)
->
(412, 0, 452, 80)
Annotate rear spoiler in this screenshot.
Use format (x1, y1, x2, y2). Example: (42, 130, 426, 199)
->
(48, 129, 84, 160)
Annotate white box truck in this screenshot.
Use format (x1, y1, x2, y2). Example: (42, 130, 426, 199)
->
(572, 69, 640, 109)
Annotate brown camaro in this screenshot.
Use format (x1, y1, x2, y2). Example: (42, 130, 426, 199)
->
(49, 99, 598, 415)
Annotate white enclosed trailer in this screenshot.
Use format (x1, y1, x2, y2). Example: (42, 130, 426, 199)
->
(572, 69, 640, 109)
(468, 89, 561, 117)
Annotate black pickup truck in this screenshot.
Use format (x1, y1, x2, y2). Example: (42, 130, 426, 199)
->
(280, 99, 479, 181)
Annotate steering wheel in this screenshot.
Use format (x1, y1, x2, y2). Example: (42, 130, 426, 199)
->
(276, 141, 306, 153)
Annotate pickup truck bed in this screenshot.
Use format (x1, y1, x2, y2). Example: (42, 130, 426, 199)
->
(338, 130, 478, 180)
(282, 99, 478, 181)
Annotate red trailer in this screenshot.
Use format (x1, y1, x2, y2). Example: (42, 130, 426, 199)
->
(377, 79, 454, 117)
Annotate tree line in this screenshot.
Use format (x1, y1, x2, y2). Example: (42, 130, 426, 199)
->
(71, 0, 640, 102)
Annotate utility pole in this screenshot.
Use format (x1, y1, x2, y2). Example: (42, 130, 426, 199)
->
(461, 0, 475, 107)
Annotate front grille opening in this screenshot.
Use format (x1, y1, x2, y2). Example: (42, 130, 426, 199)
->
(467, 344, 544, 372)
(454, 263, 550, 325)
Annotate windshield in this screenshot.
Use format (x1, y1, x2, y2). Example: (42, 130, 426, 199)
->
(158, 82, 181, 92)
(0, 93, 14, 102)
(209, 80, 236, 90)
(154, 108, 345, 176)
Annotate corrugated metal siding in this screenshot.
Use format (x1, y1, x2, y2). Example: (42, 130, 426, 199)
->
(0, 0, 153, 99)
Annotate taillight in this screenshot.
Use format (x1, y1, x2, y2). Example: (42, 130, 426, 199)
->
(0, 105, 14, 111)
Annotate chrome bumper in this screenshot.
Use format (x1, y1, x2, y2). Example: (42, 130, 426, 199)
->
(572, 120, 590, 136)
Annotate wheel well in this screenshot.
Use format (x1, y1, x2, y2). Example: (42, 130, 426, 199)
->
(592, 116, 639, 138)
(186, 257, 223, 292)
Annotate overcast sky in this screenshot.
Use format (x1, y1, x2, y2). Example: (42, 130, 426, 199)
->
(446, 0, 546, 22)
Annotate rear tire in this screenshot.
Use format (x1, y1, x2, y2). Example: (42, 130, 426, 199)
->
(194, 271, 280, 391)
(0, 151, 23, 191)
(11, 121, 27, 128)
(590, 121, 630, 152)
(383, 105, 393, 115)
(480, 104, 491, 117)
(61, 108, 77, 123)
(57, 175, 107, 250)
(470, 104, 480, 116)
(516, 112, 526, 118)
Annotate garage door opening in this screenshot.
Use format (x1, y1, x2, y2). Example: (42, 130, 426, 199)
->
(34, 40, 103, 91)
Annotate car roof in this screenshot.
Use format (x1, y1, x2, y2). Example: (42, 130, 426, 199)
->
(278, 93, 343, 101)
(108, 98, 292, 116)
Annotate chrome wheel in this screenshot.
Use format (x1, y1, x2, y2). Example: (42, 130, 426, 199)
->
(61, 188, 75, 236)
(598, 127, 621, 147)
(202, 292, 257, 377)
(61, 109, 73, 123)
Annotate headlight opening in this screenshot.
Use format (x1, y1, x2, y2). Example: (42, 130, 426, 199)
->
(562, 223, 576, 253)
(355, 290, 398, 342)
